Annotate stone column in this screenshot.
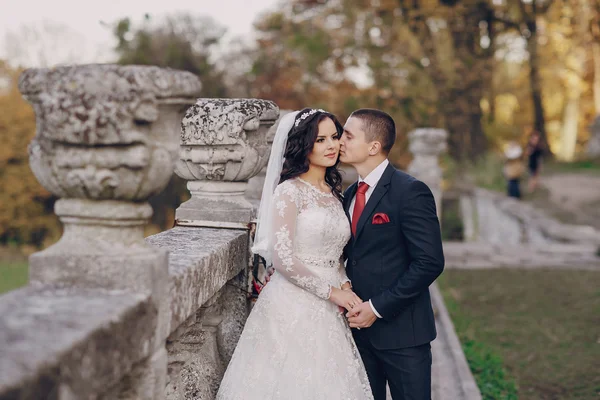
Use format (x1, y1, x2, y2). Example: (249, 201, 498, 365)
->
(587, 116, 600, 159)
(175, 99, 279, 229)
(407, 128, 448, 218)
(19, 64, 202, 399)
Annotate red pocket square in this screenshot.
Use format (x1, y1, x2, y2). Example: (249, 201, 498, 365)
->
(372, 213, 390, 224)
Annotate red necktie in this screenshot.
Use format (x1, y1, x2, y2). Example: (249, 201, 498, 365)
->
(351, 182, 369, 236)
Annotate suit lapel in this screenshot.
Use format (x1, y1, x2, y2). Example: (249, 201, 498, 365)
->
(354, 163, 395, 241)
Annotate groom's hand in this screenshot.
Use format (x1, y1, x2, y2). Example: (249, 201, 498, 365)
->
(346, 302, 377, 329)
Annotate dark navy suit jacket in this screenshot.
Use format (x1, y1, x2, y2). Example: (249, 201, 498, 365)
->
(343, 162, 445, 350)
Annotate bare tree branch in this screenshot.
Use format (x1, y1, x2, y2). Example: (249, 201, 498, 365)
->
(491, 14, 522, 30)
(516, 0, 530, 21)
(539, 0, 555, 15)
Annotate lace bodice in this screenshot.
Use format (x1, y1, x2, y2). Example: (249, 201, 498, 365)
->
(270, 178, 351, 300)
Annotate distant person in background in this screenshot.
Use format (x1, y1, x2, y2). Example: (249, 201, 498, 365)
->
(504, 142, 525, 199)
(526, 130, 544, 193)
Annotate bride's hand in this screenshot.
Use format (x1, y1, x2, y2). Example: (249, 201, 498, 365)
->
(329, 287, 363, 312)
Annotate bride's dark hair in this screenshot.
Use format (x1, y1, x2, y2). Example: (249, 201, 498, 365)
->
(279, 108, 344, 201)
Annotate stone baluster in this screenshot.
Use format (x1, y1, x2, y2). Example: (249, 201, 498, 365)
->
(407, 128, 448, 218)
(174, 99, 279, 229)
(19, 64, 202, 399)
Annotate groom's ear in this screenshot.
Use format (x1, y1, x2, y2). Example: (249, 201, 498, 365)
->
(368, 141, 383, 156)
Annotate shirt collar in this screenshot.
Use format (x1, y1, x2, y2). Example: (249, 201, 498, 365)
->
(358, 159, 389, 188)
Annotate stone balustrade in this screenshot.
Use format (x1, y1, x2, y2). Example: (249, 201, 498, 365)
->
(0, 64, 278, 399)
(0, 65, 469, 400)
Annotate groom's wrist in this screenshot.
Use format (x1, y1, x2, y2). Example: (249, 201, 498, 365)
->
(369, 300, 383, 318)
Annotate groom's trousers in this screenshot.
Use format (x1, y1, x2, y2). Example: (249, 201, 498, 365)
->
(354, 333, 432, 400)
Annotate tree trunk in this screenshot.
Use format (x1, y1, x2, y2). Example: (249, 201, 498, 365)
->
(591, 0, 600, 114)
(444, 100, 469, 161)
(593, 41, 600, 114)
(559, 0, 591, 161)
(486, 7, 496, 124)
(526, 21, 551, 153)
(399, 0, 490, 161)
(442, 87, 487, 161)
(470, 108, 488, 156)
(560, 90, 581, 161)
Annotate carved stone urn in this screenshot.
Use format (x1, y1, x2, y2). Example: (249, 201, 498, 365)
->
(20, 64, 202, 290)
(175, 98, 279, 229)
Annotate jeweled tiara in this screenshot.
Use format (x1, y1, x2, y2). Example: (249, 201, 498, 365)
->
(294, 108, 327, 127)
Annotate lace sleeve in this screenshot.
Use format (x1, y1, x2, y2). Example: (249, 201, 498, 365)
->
(338, 258, 351, 287)
(270, 183, 332, 300)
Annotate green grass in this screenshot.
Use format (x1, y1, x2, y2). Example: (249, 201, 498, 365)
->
(0, 261, 29, 295)
(544, 159, 600, 175)
(438, 269, 600, 400)
(461, 339, 518, 399)
(441, 276, 518, 399)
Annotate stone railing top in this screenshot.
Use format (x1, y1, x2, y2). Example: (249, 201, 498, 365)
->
(181, 98, 279, 146)
(19, 64, 202, 146)
(19, 64, 202, 99)
(0, 285, 155, 399)
(146, 226, 247, 334)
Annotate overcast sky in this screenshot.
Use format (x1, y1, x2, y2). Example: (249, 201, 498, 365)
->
(0, 0, 280, 66)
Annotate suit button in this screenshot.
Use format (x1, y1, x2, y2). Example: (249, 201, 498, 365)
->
(352, 260, 357, 266)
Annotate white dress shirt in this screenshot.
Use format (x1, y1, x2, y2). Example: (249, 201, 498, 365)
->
(349, 158, 389, 319)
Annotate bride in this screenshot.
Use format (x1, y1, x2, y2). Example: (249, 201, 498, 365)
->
(216, 109, 373, 399)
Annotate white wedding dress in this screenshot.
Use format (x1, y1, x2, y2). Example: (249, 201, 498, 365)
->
(217, 178, 373, 400)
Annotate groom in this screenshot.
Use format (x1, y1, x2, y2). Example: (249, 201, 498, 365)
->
(340, 109, 444, 400)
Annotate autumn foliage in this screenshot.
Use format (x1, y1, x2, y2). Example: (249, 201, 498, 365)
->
(0, 61, 59, 247)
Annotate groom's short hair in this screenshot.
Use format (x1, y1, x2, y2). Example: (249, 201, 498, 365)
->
(349, 108, 396, 154)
